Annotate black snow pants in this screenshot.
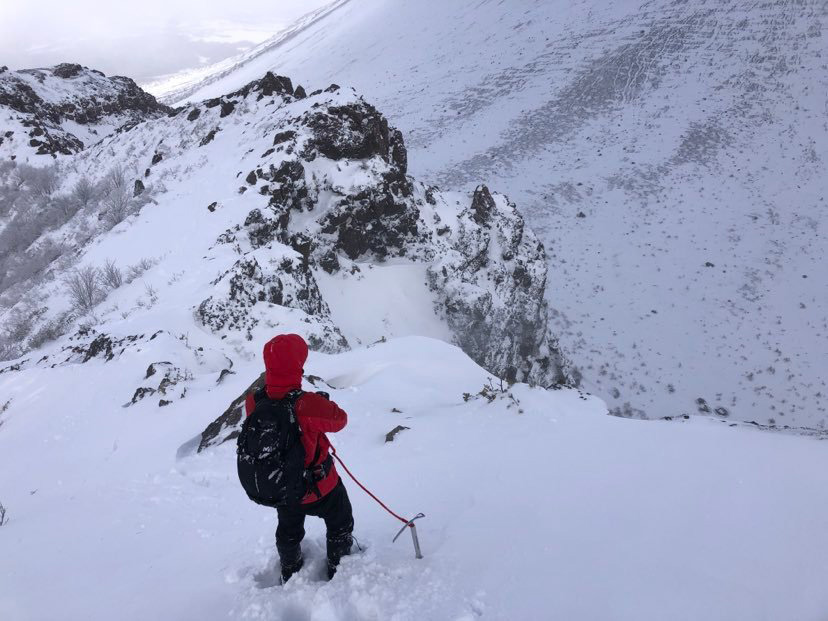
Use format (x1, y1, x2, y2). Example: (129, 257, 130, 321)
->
(276, 478, 354, 580)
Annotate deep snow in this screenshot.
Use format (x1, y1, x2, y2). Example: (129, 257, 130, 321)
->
(1, 337, 827, 621)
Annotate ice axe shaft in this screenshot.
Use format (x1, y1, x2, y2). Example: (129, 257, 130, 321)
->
(392, 512, 425, 559)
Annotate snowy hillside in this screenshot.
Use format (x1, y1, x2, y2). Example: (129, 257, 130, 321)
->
(0, 70, 571, 388)
(1, 3, 827, 617)
(2, 336, 828, 621)
(150, 0, 828, 429)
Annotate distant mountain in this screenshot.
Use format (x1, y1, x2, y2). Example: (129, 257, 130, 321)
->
(146, 0, 828, 428)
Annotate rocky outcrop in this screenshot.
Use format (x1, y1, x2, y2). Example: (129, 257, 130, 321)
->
(427, 185, 572, 386)
(179, 72, 573, 392)
(180, 73, 575, 451)
(0, 64, 171, 157)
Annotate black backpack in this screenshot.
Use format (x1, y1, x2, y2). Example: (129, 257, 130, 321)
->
(236, 389, 308, 507)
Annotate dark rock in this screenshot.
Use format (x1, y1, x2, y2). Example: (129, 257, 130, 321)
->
(273, 130, 296, 146)
(220, 100, 235, 118)
(245, 170, 257, 185)
(385, 425, 410, 443)
(207, 201, 218, 212)
(198, 372, 264, 451)
(199, 128, 218, 146)
(272, 160, 304, 184)
(318, 249, 340, 274)
(318, 184, 420, 261)
(216, 369, 235, 384)
(145, 361, 172, 379)
(325, 84, 340, 93)
(294, 85, 307, 99)
(133, 179, 145, 197)
(304, 102, 392, 162)
(151, 152, 163, 165)
(52, 63, 83, 79)
(131, 386, 156, 404)
(470, 185, 496, 225)
(187, 107, 201, 121)
(389, 129, 408, 175)
(227, 72, 293, 101)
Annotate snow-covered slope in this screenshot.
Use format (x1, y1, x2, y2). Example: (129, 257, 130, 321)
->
(0, 29, 825, 620)
(0, 63, 169, 160)
(151, 0, 828, 429)
(2, 336, 828, 621)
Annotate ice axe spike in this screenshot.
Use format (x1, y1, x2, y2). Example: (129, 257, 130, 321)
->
(392, 512, 425, 559)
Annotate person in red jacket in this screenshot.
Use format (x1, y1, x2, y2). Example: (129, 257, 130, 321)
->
(245, 333, 354, 582)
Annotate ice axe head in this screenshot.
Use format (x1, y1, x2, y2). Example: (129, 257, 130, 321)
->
(392, 513, 425, 559)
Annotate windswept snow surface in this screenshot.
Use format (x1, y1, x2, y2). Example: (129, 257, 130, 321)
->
(0, 337, 827, 620)
(150, 0, 828, 428)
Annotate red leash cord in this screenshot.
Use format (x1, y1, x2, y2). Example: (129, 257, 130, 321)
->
(329, 445, 409, 525)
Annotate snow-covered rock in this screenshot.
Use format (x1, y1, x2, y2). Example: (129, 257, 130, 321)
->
(0, 64, 170, 159)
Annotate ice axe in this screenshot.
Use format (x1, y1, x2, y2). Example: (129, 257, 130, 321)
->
(392, 512, 425, 559)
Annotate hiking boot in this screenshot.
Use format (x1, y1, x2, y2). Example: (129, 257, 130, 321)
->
(280, 554, 304, 584)
(326, 533, 354, 580)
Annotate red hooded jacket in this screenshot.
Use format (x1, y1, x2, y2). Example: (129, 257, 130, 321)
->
(244, 334, 347, 504)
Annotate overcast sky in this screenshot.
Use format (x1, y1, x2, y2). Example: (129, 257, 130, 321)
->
(0, 0, 331, 82)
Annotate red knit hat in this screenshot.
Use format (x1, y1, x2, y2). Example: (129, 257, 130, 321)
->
(263, 333, 308, 396)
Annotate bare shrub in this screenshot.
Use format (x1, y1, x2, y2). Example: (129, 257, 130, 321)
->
(102, 187, 133, 228)
(16, 163, 60, 199)
(0, 337, 21, 361)
(3, 308, 38, 342)
(0, 501, 7, 526)
(103, 164, 129, 196)
(28, 311, 72, 350)
(71, 176, 97, 209)
(99, 259, 123, 290)
(125, 257, 156, 282)
(52, 194, 82, 220)
(65, 266, 103, 313)
(144, 282, 159, 305)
